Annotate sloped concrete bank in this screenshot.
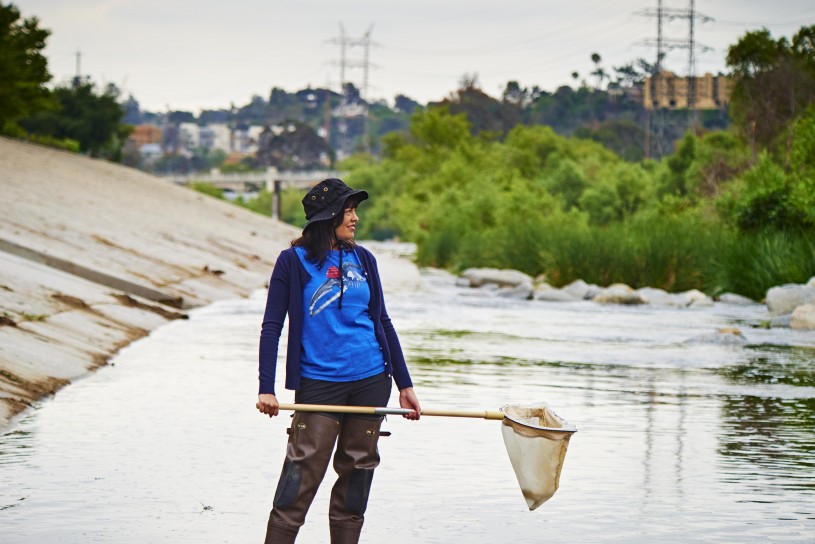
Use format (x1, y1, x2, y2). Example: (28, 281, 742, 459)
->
(0, 137, 300, 430)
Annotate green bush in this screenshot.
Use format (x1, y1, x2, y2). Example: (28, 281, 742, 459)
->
(189, 182, 224, 199)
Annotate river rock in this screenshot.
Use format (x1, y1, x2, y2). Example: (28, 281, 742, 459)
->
(562, 279, 600, 300)
(680, 289, 715, 307)
(593, 283, 645, 305)
(791, 304, 815, 330)
(718, 293, 755, 305)
(497, 284, 534, 300)
(460, 268, 534, 289)
(770, 314, 792, 328)
(766, 284, 815, 316)
(684, 327, 748, 345)
(455, 277, 471, 288)
(533, 287, 579, 302)
(807, 277, 815, 288)
(636, 287, 688, 307)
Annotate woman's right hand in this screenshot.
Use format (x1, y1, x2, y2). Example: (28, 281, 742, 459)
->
(257, 393, 279, 417)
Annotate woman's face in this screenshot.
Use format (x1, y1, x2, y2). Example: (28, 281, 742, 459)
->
(334, 203, 358, 244)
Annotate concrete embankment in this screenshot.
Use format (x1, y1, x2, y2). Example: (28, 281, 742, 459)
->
(0, 137, 301, 430)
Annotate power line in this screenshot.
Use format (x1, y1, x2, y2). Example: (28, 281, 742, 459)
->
(328, 24, 377, 155)
(637, 0, 714, 158)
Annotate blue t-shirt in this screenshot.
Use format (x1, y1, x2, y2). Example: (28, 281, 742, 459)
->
(294, 246, 386, 382)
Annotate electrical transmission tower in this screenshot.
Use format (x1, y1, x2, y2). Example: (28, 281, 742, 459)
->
(328, 24, 377, 156)
(637, 0, 712, 158)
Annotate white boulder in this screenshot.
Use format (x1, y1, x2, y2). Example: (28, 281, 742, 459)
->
(562, 279, 601, 300)
(593, 283, 645, 305)
(497, 284, 534, 300)
(791, 304, 815, 330)
(680, 289, 715, 307)
(636, 287, 688, 307)
(460, 268, 534, 289)
(766, 284, 815, 316)
(533, 288, 579, 302)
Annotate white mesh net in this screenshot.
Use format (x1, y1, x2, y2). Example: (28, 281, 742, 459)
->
(500, 403, 577, 510)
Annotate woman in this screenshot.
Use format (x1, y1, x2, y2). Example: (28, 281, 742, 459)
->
(256, 178, 421, 544)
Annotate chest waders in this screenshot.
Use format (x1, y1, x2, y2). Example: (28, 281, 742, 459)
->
(264, 412, 384, 544)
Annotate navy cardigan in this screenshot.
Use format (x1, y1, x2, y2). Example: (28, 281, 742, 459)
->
(258, 245, 414, 395)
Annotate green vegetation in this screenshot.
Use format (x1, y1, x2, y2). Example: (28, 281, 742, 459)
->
(0, 3, 53, 132)
(18, 78, 130, 159)
(189, 182, 225, 199)
(0, 3, 129, 157)
(4, 2, 811, 300)
(337, 26, 815, 300)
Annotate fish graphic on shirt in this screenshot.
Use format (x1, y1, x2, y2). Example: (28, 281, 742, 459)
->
(309, 262, 365, 316)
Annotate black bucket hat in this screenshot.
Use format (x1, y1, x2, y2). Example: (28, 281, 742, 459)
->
(302, 178, 368, 228)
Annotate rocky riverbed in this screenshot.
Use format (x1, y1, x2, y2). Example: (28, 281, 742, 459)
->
(456, 266, 815, 331)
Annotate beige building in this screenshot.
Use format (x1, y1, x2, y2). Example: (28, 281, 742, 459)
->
(644, 71, 730, 110)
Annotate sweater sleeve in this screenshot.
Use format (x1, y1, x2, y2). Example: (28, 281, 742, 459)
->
(258, 250, 292, 395)
(381, 302, 413, 390)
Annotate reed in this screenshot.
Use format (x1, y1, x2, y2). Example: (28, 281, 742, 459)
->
(540, 213, 718, 292)
(706, 230, 815, 300)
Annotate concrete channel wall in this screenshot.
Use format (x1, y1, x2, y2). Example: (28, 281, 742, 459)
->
(0, 137, 300, 430)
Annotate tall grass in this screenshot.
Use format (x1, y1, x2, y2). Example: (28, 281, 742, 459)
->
(541, 213, 718, 292)
(415, 204, 814, 299)
(706, 231, 815, 300)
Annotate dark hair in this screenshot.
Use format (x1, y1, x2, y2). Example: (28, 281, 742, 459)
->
(292, 198, 361, 267)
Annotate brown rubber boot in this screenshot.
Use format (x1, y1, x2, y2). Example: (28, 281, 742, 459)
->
(265, 412, 341, 543)
(264, 518, 299, 544)
(328, 416, 384, 544)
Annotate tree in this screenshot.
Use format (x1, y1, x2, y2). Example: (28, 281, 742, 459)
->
(575, 119, 645, 161)
(0, 3, 54, 131)
(394, 94, 420, 115)
(434, 77, 521, 137)
(612, 61, 649, 87)
(590, 52, 607, 90)
(726, 25, 815, 153)
(254, 120, 334, 170)
(502, 80, 527, 107)
(18, 78, 128, 158)
(167, 110, 195, 124)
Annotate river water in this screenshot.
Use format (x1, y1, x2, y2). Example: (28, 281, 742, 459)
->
(2, 249, 814, 543)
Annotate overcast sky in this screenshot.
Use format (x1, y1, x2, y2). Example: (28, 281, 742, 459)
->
(17, 0, 815, 113)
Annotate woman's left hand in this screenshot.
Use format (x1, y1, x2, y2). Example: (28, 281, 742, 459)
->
(399, 387, 421, 420)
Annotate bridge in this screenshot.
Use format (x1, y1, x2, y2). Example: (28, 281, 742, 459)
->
(161, 168, 345, 219)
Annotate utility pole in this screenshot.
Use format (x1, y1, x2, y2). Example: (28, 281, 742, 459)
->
(636, 0, 712, 157)
(329, 24, 351, 156)
(685, 0, 713, 130)
(359, 25, 374, 153)
(323, 82, 332, 146)
(328, 24, 377, 156)
(637, 1, 675, 158)
(73, 50, 82, 87)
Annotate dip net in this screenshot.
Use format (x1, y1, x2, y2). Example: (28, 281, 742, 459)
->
(500, 403, 577, 510)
